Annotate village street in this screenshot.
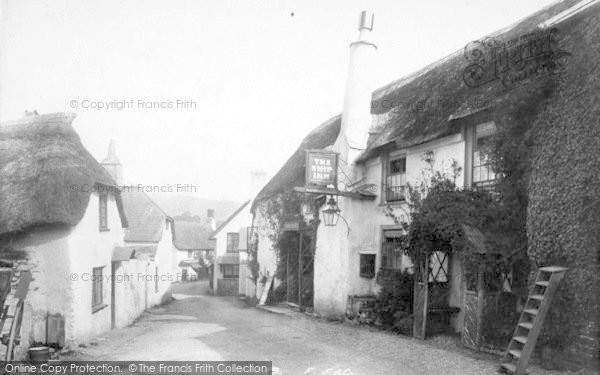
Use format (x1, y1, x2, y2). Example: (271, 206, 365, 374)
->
(64, 282, 565, 375)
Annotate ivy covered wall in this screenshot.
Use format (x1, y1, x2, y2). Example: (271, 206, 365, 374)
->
(526, 9, 600, 353)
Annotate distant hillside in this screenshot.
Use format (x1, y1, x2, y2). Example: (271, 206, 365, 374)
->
(147, 193, 242, 221)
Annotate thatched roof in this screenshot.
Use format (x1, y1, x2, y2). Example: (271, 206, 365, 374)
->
(0, 112, 128, 236)
(253, 0, 592, 207)
(173, 220, 215, 251)
(359, 0, 587, 161)
(122, 189, 174, 243)
(252, 115, 340, 208)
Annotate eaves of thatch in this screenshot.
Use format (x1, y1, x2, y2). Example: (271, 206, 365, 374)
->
(252, 0, 594, 209)
(359, 0, 589, 161)
(0, 112, 128, 237)
(251, 114, 341, 211)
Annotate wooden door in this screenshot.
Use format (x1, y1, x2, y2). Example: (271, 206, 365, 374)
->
(413, 255, 429, 339)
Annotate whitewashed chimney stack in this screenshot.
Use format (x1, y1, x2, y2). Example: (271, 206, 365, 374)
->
(336, 10, 377, 167)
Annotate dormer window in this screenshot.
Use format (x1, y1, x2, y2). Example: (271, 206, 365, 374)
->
(384, 156, 407, 202)
(99, 194, 109, 231)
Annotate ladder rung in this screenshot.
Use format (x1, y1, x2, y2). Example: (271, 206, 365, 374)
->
(524, 308, 538, 316)
(500, 363, 516, 373)
(536, 280, 550, 287)
(513, 336, 527, 344)
(539, 266, 567, 273)
(519, 322, 533, 330)
(509, 349, 522, 358)
(530, 294, 544, 301)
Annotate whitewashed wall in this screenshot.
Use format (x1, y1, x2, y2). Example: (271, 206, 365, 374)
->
(67, 192, 124, 342)
(314, 133, 467, 331)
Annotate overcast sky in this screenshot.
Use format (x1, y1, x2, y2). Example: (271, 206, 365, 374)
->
(0, 0, 557, 201)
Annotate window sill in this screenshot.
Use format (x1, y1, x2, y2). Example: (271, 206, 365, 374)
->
(92, 303, 108, 314)
(359, 274, 375, 279)
(99, 227, 110, 232)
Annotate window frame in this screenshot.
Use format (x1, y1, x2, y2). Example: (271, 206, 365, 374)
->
(91, 266, 105, 312)
(383, 154, 407, 203)
(359, 254, 376, 278)
(226, 232, 240, 253)
(466, 121, 499, 192)
(220, 264, 239, 279)
(98, 194, 109, 231)
(428, 250, 450, 283)
(380, 228, 406, 271)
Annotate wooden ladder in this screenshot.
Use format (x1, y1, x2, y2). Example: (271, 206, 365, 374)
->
(500, 266, 567, 375)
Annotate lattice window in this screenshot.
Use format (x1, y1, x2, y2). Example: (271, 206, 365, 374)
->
(428, 251, 449, 283)
(359, 254, 376, 278)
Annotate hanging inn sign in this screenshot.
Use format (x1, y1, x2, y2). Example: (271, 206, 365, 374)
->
(292, 150, 376, 200)
(305, 149, 338, 189)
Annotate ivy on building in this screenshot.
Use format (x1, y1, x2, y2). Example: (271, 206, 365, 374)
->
(255, 191, 321, 304)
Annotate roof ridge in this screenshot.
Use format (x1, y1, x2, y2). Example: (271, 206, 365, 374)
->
(372, 0, 569, 99)
(210, 200, 251, 239)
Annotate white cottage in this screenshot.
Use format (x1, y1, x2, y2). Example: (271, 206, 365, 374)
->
(211, 171, 267, 298)
(210, 201, 250, 296)
(100, 141, 176, 326)
(0, 112, 128, 357)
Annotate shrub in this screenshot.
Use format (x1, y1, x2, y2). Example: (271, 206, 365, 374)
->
(374, 270, 414, 333)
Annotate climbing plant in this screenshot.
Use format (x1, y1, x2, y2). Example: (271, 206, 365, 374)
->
(255, 191, 321, 299)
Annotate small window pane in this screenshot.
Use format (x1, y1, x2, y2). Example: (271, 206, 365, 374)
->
(386, 157, 407, 202)
(92, 267, 103, 308)
(381, 230, 405, 270)
(360, 254, 376, 278)
(221, 264, 239, 278)
(428, 251, 449, 283)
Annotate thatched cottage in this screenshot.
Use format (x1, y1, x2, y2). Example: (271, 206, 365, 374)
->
(252, 0, 599, 362)
(0, 112, 128, 355)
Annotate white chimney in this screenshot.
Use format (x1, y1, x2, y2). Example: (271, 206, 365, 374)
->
(101, 139, 123, 185)
(207, 209, 216, 230)
(335, 11, 377, 167)
(249, 170, 267, 200)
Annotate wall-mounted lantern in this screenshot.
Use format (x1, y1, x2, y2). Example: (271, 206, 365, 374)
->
(322, 196, 341, 227)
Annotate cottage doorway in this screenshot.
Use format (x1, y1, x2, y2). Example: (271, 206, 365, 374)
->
(281, 226, 314, 309)
(413, 239, 458, 339)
